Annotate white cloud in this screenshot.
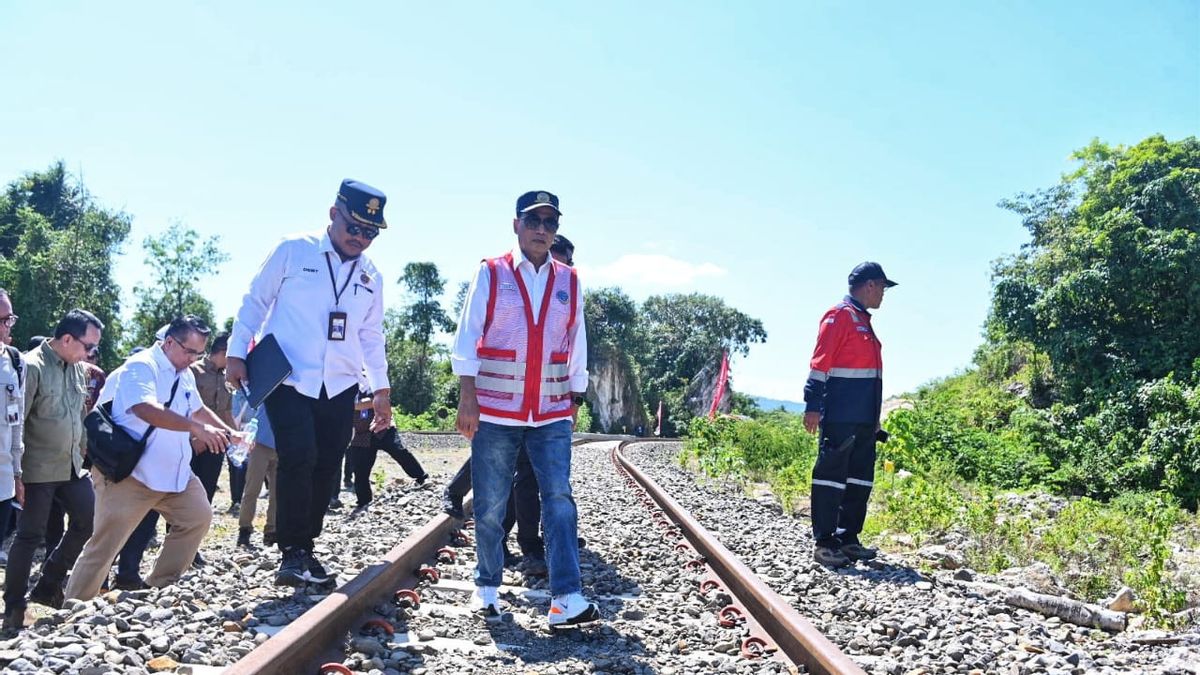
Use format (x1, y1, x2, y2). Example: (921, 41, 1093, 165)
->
(579, 253, 727, 288)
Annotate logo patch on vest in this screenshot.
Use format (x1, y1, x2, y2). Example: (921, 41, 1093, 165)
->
(856, 326, 870, 333)
(499, 282, 518, 291)
(556, 290, 570, 304)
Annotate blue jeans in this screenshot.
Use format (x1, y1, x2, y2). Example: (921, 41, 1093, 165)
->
(471, 420, 579, 596)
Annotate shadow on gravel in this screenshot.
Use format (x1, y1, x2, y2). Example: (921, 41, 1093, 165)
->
(482, 546, 649, 669)
(835, 558, 927, 586)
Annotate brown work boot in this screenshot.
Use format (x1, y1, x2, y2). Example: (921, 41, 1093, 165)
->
(814, 546, 852, 568)
(840, 543, 878, 561)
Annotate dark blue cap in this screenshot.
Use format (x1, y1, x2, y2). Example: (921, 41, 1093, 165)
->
(516, 190, 561, 216)
(336, 179, 388, 229)
(848, 262, 898, 287)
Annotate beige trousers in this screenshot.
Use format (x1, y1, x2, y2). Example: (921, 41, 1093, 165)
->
(64, 474, 212, 601)
(237, 443, 278, 536)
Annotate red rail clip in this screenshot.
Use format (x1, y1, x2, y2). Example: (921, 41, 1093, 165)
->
(361, 618, 395, 636)
(699, 579, 722, 594)
(718, 605, 745, 628)
(740, 636, 770, 659)
(436, 547, 457, 563)
(319, 664, 353, 675)
(394, 588, 421, 609)
(417, 566, 440, 584)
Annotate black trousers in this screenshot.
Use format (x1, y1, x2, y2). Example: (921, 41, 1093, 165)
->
(116, 510, 160, 583)
(44, 495, 65, 552)
(191, 451, 224, 503)
(265, 384, 356, 551)
(347, 428, 428, 506)
(810, 422, 877, 548)
(3, 475, 94, 610)
(227, 457, 246, 505)
(445, 446, 543, 556)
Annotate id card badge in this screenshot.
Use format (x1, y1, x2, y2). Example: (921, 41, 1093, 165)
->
(6, 403, 19, 426)
(328, 311, 348, 341)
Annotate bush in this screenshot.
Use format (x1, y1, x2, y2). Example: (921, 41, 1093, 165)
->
(684, 414, 818, 510)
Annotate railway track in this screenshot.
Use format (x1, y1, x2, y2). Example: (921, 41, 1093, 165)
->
(225, 438, 864, 675)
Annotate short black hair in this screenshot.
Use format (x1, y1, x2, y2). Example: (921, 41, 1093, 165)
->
(26, 336, 46, 351)
(551, 234, 574, 256)
(165, 315, 211, 345)
(54, 309, 104, 340)
(210, 331, 230, 354)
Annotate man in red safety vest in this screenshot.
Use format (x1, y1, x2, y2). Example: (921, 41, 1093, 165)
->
(803, 262, 897, 568)
(451, 190, 600, 629)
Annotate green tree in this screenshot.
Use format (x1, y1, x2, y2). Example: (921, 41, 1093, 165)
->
(398, 262, 455, 362)
(0, 162, 130, 367)
(127, 222, 229, 350)
(637, 293, 766, 434)
(990, 135, 1200, 401)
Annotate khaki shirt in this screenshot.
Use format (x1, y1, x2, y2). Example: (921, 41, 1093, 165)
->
(22, 341, 87, 483)
(191, 357, 234, 428)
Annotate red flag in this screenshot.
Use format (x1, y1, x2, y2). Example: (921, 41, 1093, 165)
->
(708, 350, 730, 419)
(655, 400, 663, 436)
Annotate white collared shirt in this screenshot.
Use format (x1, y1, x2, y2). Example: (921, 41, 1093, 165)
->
(99, 345, 202, 493)
(451, 246, 589, 427)
(228, 231, 387, 399)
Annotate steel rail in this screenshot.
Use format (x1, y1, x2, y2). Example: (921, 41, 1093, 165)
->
(614, 440, 867, 675)
(225, 501, 470, 675)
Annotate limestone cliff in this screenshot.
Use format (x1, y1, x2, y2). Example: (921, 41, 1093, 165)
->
(586, 344, 649, 434)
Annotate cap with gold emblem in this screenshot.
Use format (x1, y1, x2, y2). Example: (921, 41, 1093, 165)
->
(516, 190, 561, 216)
(336, 179, 388, 228)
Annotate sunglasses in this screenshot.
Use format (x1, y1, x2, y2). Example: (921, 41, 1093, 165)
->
(79, 340, 100, 356)
(346, 222, 380, 240)
(521, 214, 560, 233)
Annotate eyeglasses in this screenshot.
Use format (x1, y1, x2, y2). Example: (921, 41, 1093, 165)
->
(345, 222, 380, 240)
(79, 340, 100, 356)
(0, 314, 17, 328)
(521, 214, 560, 233)
(169, 337, 206, 360)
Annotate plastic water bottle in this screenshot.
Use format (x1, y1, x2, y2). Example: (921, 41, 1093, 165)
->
(227, 418, 258, 468)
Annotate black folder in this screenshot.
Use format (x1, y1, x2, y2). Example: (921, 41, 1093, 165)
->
(244, 333, 293, 409)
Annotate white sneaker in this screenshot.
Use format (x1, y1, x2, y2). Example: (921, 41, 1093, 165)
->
(548, 592, 600, 629)
(469, 586, 501, 620)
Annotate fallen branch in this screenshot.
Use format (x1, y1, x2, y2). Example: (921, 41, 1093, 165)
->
(1004, 587, 1127, 632)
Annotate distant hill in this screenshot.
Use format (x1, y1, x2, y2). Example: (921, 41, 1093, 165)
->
(751, 396, 806, 414)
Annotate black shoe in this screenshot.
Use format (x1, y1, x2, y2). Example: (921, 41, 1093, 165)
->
(503, 547, 522, 568)
(415, 474, 429, 487)
(441, 490, 465, 520)
(28, 580, 65, 609)
(578, 536, 587, 549)
(263, 531, 278, 547)
(274, 548, 308, 586)
(111, 577, 150, 591)
(227, 503, 240, 517)
(2, 606, 25, 632)
(192, 551, 207, 568)
(237, 527, 255, 549)
(303, 551, 333, 585)
(328, 498, 344, 513)
(521, 555, 548, 577)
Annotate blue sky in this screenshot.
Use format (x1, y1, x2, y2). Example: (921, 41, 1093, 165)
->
(2, 1, 1197, 401)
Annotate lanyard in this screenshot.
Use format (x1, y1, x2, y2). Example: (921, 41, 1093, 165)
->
(324, 253, 358, 308)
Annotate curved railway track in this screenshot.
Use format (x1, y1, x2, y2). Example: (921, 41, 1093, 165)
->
(224, 437, 864, 675)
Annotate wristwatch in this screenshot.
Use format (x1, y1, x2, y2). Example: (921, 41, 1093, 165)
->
(572, 395, 586, 407)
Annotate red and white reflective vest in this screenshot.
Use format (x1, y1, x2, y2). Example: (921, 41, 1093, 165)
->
(475, 252, 579, 422)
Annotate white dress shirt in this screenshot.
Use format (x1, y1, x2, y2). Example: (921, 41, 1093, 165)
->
(100, 345, 202, 493)
(229, 231, 387, 399)
(451, 246, 588, 427)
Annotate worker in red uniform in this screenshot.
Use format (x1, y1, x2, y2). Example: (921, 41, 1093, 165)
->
(803, 262, 896, 568)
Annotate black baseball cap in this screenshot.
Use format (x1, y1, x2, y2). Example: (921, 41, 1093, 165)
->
(848, 262, 898, 287)
(516, 190, 561, 215)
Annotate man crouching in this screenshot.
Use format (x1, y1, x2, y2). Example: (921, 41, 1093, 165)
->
(65, 316, 236, 601)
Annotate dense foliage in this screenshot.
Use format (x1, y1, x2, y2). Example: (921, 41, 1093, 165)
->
(889, 135, 1200, 507)
(0, 163, 131, 366)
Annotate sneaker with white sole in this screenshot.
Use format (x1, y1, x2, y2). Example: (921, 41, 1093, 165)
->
(470, 586, 502, 620)
(548, 592, 600, 629)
